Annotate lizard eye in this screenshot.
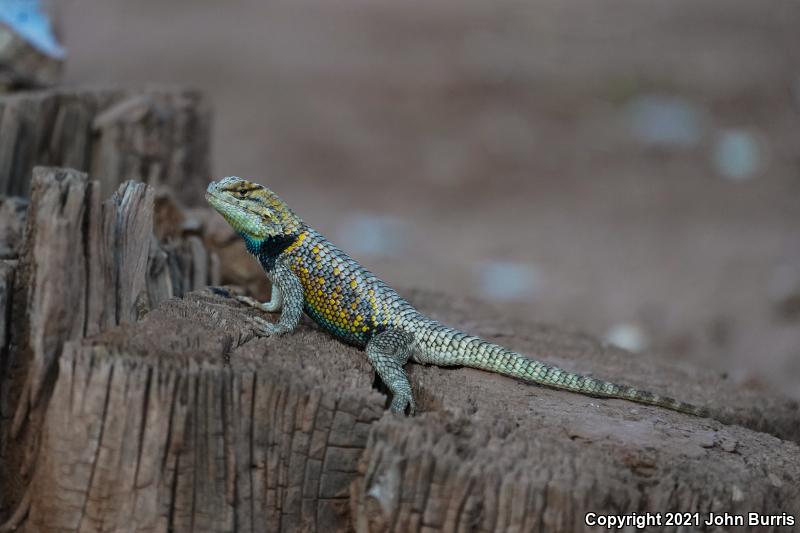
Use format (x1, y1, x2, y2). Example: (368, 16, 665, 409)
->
(236, 188, 248, 196)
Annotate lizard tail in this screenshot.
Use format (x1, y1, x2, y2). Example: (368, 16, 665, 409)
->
(471, 347, 708, 416)
(475, 348, 708, 416)
(417, 324, 708, 417)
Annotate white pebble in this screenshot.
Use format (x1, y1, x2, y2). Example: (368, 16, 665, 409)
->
(713, 129, 764, 181)
(605, 323, 648, 353)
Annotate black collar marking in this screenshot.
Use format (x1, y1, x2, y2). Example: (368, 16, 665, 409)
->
(257, 233, 299, 271)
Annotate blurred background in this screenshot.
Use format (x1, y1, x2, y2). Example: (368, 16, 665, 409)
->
(56, 0, 799, 398)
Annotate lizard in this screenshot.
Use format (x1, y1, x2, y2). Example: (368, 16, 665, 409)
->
(206, 176, 708, 417)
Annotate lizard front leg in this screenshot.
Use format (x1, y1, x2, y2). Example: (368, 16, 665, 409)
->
(366, 328, 416, 414)
(235, 283, 283, 313)
(246, 259, 303, 336)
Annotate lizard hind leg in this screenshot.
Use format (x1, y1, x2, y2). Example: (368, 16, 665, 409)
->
(366, 328, 416, 415)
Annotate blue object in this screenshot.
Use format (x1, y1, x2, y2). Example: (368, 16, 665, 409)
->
(0, 0, 65, 58)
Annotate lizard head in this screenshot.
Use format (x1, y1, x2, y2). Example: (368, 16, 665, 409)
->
(206, 177, 303, 252)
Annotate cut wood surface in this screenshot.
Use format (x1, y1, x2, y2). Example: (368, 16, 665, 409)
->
(0, 173, 798, 532)
(9, 287, 799, 533)
(353, 289, 800, 531)
(0, 86, 210, 204)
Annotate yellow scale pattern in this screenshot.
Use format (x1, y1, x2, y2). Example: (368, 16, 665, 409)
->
(283, 229, 409, 346)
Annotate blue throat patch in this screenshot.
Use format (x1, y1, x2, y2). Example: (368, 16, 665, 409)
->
(241, 234, 263, 255)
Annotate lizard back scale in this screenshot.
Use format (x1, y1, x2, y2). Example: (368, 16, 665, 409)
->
(207, 176, 708, 417)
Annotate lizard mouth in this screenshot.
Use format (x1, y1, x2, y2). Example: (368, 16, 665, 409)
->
(205, 183, 269, 239)
(205, 188, 229, 209)
(205, 189, 253, 225)
(205, 183, 241, 211)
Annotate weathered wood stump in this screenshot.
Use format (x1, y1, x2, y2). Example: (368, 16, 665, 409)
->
(0, 167, 218, 529)
(20, 292, 383, 532)
(0, 171, 798, 531)
(0, 86, 210, 204)
(10, 286, 800, 533)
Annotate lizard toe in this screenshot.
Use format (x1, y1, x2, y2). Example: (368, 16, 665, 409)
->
(235, 294, 262, 309)
(245, 315, 278, 337)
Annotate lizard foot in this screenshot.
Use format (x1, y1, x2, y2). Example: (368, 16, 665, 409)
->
(244, 315, 289, 337)
(208, 287, 267, 311)
(389, 394, 416, 416)
(235, 294, 265, 309)
(234, 291, 283, 313)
